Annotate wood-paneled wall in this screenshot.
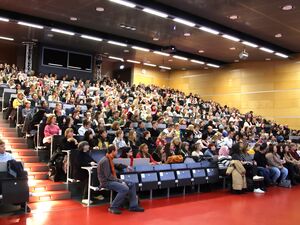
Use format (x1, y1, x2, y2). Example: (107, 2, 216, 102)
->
(132, 57, 300, 129)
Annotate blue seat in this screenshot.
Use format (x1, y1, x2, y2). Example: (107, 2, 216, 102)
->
(139, 172, 159, 192)
(170, 163, 187, 170)
(154, 164, 171, 171)
(120, 173, 140, 189)
(206, 167, 219, 183)
(157, 170, 176, 189)
(191, 168, 207, 185)
(187, 162, 202, 169)
(174, 169, 192, 187)
(134, 165, 154, 172)
(201, 160, 217, 168)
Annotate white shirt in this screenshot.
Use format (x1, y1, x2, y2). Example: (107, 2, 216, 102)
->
(223, 137, 233, 149)
(0, 152, 14, 163)
(78, 126, 95, 136)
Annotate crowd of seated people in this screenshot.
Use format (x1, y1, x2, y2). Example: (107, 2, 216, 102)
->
(1, 62, 300, 202)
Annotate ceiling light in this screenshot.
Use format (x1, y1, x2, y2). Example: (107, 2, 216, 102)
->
(18, 21, 44, 29)
(47, 33, 54, 37)
(70, 17, 78, 21)
(242, 41, 258, 48)
(207, 63, 220, 68)
(159, 66, 171, 70)
(131, 27, 136, 31)
(153, 51, 170, 56)
(259, 47, 274, 53)
(51, 28, 74, 35)
(275, 52, 289, 58)
(153, 37, 159, 41)
(108, 56, 124, 61)
(265, 58, 271, 61)
(234, 59, 239, 62)
(120, 65, 125, 70)
(123, 49, 130, 53)
(191, 59, 204, 64)
(0, 17, 9, 22)
(229, 15, 239, 20)
(222, 34, 240, 42)
(143, 63, 156, 67)
(184, 32, 191, 37)
(81, 35, 103, 42)
(229, 47, 236, 50)
(127, 60, 141, 64)
(0, 36, 14, 41)
(281, 5, 294, 11)
(181, 68, 186, 70)
(173, 55, 188, 61)
(199, 26, 219, 35)
(142, 8, 168, 18)
(275, 33, 282, 38)
(109, 0, 136, 8)
(168, 59, 173, 62)
(198, 50, 205, 53)
(96, 7, 105, 12)
(132, 46, 150, 52)
(108, 40, 127, 47)
(173, 18, 196, 27)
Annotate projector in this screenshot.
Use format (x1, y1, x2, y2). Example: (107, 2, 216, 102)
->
(239, 49, 249, 60)
(161, 45, 177, 53)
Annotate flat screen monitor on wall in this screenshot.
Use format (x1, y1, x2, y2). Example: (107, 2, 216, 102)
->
(68, 52, 92, 71)
(43, 48, 68, 68)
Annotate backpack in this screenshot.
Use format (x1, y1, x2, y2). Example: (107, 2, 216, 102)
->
(278, 179, 292, 188)
(48, 152, 66, 182)
(7, 160, 27, 178)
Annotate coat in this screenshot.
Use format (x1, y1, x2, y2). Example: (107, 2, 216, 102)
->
(226, 160, 247, 191)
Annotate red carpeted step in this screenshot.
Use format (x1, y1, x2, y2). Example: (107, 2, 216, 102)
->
(29, 190, 71, 203)
(0, 131, 18, 137)
(15, 155, 39, 163)
(25, 162, 49, 172)
(29, 180, 67, 192)
(2, 137, 25, 143)
(28, 171, 49, 180)
(9, 143, 29, 149)
(12, 149, 37, 156)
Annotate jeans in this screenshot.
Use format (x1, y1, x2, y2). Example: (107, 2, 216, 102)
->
(269, 166, 288, 183)
(257, 167, 272, 185)
(106, 180, 138, 209)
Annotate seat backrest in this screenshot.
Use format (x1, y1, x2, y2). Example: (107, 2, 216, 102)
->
(170, 163, 187, 170)
(120, 173, 139, 184)
(154, 164, 171, 171)
(158, 171, 175, 181)
(175, 170, 191, 179)
(140, 172, 158, 182)
(89, 150, 106, 163)
(133, 158, 150, 166)
(201, 160, 217, 168)
(187, 162, 202, 169)
(191, 168, 206, 178)
(134, 165, 154, 172)
(206, 167, 219, 177)
(113, 158, 131, 166)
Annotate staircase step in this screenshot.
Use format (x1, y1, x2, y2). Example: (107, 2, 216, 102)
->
(15, 155, 39, 163)
(12, 149, 37, 156)
(25, 163, 48, 172)
(9, 143, 28, 149)
(29, 190, 71, 203)
(29, 180, 66, 192)
(0, 131, 18, 137)
(3, 137, 25, 143)
(28, 171, 49, 180)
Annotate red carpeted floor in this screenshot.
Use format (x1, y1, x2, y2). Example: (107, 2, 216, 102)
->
(1, 187, 300, 225)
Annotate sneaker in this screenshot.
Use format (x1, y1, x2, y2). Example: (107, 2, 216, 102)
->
(94, 195, 105, 201)
(81, 199, 93, 205)
(108, 207, 122, 214)
(253, 175, 264, 181)
(129, 206, 145, 212)
(253, 188, 265, 194)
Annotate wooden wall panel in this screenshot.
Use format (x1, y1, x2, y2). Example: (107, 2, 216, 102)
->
(133, 66, 169, 87)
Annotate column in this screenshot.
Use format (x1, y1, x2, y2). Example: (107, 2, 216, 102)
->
(22, 41, 35, 74)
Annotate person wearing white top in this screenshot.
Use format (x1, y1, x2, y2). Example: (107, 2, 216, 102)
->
(223, 131, 234, 149)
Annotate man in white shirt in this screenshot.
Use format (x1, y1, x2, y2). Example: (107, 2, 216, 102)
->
(223, 130, 234, 149)
(78, 119, 95, 136)
(0, 139, 14, 162)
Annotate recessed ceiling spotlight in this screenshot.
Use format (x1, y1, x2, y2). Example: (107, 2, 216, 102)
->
(123, 49, 130, 53)
(281, 5, 294, 11)
(204, 67, 209, 70)
(96, 7, 105, 12)
(168, 59, 173, 62)
(70, 17, 78, 21)
(229, 15, 239, 20)
(265, 58, 271, 61)
(181, 68, 187, 70)
(32, 38, 38, 42)
(275, 33, 282, 38)
(234, 59, 239, 62)
(120, 65, 125, 70)
(230, 47, 236, 50)
(198, 50, 205, 53)
(104, 52, 109, 55)
(184, 32, 191, 37)
(47, 33, 54, 37)
(153, 37, 159, 41)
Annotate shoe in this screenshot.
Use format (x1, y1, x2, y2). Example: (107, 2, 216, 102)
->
(108, 207, 122, 214)
(253, 188, 265, 194)
(81, 199, 93, 205)
(253, 175, 264, 181)
(129, 206, 145, 212)
(94, 195, 105, 201)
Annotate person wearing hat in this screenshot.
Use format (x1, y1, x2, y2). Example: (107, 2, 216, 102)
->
(73, 141, 98, 205)
(98, 144, 144, 214)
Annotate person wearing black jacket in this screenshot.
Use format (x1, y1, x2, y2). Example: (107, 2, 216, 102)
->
(61, 128, 78, 150)
(254, 143, 273, 186)
(73, 141, 97, 204)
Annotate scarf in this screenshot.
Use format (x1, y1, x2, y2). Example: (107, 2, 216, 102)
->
(106, 153, 116, 178)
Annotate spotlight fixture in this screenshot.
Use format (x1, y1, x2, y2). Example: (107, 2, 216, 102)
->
(229, 15, 239, 20)
(275, 33, 282, 38)
(120, 65, 125, 70)
(96, 7, 105, 12)
(70, 17, 78, 21)
(281, 5, 294, 11)
(239, 49, 249, 60)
